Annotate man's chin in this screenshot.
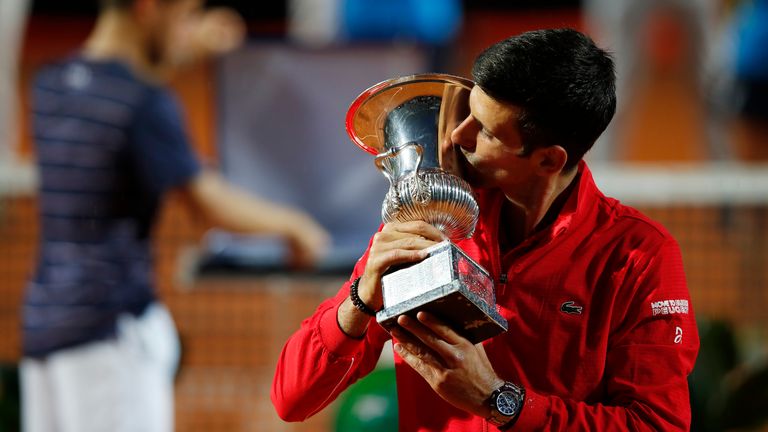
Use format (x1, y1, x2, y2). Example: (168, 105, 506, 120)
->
(457, 158, 484, 188)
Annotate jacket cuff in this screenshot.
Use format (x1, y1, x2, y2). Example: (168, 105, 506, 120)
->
(317, 298, 370, 357)
(511, 387, 550, 430)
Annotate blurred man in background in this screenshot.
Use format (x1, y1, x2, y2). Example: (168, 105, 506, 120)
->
(273, 29, 698, 431)
(0, 0, 30, 166)
(583, 0, 725, 161)
(20, 1, 330, 431)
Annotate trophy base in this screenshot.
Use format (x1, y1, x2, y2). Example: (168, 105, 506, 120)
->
(376, 241, 508, 344)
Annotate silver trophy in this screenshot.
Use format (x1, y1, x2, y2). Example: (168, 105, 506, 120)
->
(346, 74, 508, 343)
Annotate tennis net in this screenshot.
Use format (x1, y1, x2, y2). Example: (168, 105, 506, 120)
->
(592, 163, 768, 341)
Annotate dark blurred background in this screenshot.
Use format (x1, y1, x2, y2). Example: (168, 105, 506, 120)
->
(30, 0, 582, 15)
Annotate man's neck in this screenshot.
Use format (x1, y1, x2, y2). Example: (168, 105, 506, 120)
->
(82, 10, 159, 81)
(499, 167, 579, 250)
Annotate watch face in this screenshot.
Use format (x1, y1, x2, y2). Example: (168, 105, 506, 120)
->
(496, 391, 520, 416)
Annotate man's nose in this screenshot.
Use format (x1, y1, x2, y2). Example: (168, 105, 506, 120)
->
(450, 116, 476, 151)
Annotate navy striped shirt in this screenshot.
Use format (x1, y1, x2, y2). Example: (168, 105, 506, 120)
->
(23, 56, 201, 357)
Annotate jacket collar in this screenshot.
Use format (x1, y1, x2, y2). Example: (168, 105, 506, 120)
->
(481, 160, 601, 246)
(547, 160, 598, 238)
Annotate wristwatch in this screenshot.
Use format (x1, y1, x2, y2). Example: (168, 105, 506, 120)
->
(486, 381, 525, 429)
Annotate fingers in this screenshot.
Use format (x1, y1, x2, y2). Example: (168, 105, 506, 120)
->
(361, 222, 447, 312)
(396, 314, 464, 367)
(367, 223, 446, 265)
(286, 221, 331, 269)
(364, 225, 442, 278)
(373, 233, 438, 253)
(391, 327, 445, 373)
(413, 311, 465, 346)
(286, 246, 315, 269)
(393, 341, 439, 384)
(381, 221, 448, 243)
(195, 7, 246, 55)
(304, 223, 331, 256)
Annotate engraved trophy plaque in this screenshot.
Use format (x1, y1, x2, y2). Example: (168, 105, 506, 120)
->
(345, 74, 508, 343)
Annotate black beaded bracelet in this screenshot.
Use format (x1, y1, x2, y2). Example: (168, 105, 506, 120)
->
(349, 276, 377, 316)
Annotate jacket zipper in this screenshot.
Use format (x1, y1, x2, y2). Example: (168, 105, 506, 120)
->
(498, 272, 508, 296)
(493, 206, 506, 297)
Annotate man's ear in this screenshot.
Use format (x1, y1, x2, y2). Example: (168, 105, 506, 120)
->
(532, 145, 568, 175)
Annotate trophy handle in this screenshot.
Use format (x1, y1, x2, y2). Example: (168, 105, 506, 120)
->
(374, 142, 424, 184)
(374, 149, 396, 185)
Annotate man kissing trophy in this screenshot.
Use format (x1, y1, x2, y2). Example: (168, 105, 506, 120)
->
(346, 74, 508, 343)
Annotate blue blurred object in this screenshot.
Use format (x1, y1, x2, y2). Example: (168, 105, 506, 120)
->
(334, 367, 398, 432)
(342, 0, 462, 45)
(733, 0, 768, 80)
(730, 0, 768, 120)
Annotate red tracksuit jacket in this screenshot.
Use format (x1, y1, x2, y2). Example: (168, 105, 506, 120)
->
(272, 163, 699, 431)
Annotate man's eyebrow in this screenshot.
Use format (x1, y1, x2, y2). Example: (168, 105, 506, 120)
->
(472, 115, 494, 135)
(472, 115, 485, 130)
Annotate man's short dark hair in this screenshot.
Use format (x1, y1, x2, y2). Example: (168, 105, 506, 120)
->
(100, 0, 137, 9)
(99, 0, 176, 10)
(472, 28, 616, 171)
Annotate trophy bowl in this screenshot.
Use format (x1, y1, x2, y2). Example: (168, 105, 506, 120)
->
(346, 74, 508, 344)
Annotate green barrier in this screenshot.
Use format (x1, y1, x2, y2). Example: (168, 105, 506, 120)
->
(689, 319, 768, 432)
(334, 367, 398, 432)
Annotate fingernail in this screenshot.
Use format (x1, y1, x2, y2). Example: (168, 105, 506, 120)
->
(393, 343, 402, 353)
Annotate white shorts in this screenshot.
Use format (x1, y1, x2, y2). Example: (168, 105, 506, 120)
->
(20, 303, 180, 432)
